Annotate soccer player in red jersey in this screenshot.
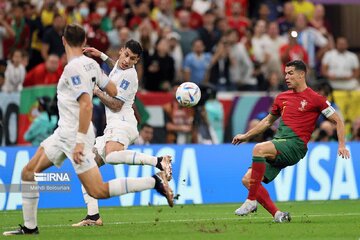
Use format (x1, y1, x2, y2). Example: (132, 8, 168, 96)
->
(232, 60, 350, 222)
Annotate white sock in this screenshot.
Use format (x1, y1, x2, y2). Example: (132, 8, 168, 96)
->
(81, 185, 99, 216)
(105, 150, 157, 166)
(109, 177, 155, 197)
(274, 211, 282, 218)
(22, 181, 39, 229)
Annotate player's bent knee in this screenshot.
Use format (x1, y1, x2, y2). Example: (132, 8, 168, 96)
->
(253, 143, 267, 156)
(21, 165, 34, 181)
(86, 184, 109, 199)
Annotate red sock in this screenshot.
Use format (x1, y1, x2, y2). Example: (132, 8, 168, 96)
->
(247, 157, 266, 200)
(257, 184, 278, 216)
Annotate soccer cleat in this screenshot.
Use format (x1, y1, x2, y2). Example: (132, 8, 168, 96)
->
(72, 217, 103, 227)
(234, 199, 258, 216)
(274, 211, 291, 223)
(160, 155, 173, 181)
(153, 171, 174, 207)
(3, 224, 39, 236)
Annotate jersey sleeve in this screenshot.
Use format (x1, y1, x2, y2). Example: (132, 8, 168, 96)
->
(97, 70, 110, 90)
(64, 65, 91, 101)
(317, 94, 335, 118)
(115, 69, 137, 102)
(270, 95, 281, 116)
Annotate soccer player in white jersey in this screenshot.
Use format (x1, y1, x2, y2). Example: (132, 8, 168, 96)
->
(71, 40, 173, 227)
(3, 25, 174, 236)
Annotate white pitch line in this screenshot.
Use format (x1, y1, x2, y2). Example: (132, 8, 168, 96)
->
(1, 212, 360, 230)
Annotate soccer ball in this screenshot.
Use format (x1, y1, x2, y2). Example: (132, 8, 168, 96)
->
(176, 82, 201, 107)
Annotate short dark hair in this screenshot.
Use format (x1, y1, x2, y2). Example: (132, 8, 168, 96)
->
(285, 60, 307, 73)
(63, 24, 86, 47)
(125, 40, 143, 56)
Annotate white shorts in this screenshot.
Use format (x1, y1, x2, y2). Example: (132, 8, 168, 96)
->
(40, 129, 97, 174)
(94, 126, 139, 160)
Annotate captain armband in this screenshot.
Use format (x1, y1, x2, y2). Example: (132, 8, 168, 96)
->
(321, 105, 336, 118)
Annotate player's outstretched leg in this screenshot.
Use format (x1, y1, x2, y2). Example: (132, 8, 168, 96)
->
(72, 149, 104, 227)
(79, 167, 174, 208)
(73, 151, 173, 227)
(236, 169, 277, 216)
(106, 151, 173, 180)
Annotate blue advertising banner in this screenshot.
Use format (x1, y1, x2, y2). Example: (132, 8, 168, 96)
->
(0, 143, 359, 210)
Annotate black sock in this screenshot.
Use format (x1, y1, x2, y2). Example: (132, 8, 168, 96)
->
(152, 174, 159, 187)
(86, 213, 100, 221)
(152, 174, 165, 196)
(156, 157, 163, 170)
(23, 225, 38, 232)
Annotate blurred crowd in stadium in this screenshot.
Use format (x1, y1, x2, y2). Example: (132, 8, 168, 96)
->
(0, 0, 359, 145)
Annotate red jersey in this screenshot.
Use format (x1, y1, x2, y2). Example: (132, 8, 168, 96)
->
(23, 63, 63, 87)
(271, 87, 330, 145)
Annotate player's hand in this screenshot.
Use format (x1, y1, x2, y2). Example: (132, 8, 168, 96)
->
(232, 134, 248, 145)
(93, 85, 101, 96)
(338, 146, 350, 159)
(83, 47, 101, 58)
(73, 143, 85, 164)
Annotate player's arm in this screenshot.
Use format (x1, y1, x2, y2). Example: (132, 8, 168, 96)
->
(102, 79, 117, 97)
(103, 57, 116, 70)
(94, 86, 123, 112)
(326, 112, 350, 159)
(78, 93, 93, 133)
(132, 102, 141, 123)
(83, 47, 116, 72)
(73, 93, 93, 164)
(232, 114, 278, 145)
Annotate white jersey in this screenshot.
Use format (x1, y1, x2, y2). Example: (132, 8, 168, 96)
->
(56, 55, 110, 141)
(106, 61, 138, 129)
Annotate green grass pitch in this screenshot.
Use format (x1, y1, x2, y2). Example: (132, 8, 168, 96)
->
(1, 200, 359, 239)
